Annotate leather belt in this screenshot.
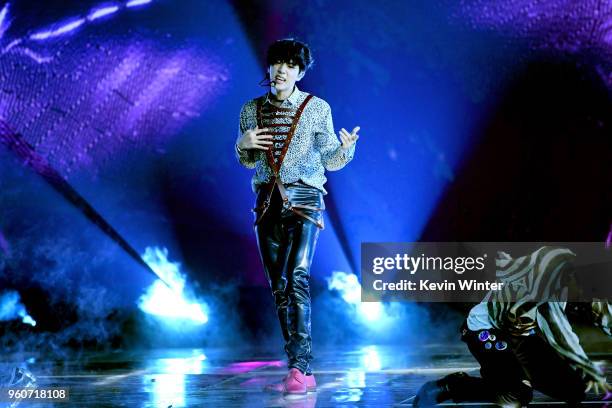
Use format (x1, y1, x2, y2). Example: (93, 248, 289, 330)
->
(253, 178, 324, 229)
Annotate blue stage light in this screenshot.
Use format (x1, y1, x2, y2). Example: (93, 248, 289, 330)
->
(0, 291, 37, 327)
(138, 247, 209, 325)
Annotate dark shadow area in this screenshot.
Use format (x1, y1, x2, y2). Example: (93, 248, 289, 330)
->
(421, 53, 612, 242)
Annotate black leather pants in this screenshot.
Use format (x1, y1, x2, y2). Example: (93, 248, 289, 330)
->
(254, 182, 323, 375)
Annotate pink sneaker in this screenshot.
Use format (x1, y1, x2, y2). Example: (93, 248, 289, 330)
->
(264, 370, 317, 393)
(283, 368, 307, 394)
(304, 374, 316, 392)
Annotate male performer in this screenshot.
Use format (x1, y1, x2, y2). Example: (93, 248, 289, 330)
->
(414, 246, 611, 407)
(235, 39, 359, 394)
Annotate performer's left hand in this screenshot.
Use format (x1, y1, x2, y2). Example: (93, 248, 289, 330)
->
(340, 126, 360, 150)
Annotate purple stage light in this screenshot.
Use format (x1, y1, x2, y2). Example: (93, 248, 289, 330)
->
(223, 361, 283, 375)
(458, 1, 612, 88)
(88, 5, 120, 22)
(14, 0, 156, 47)
(0, 0, 226, 179)
(0, 36, 226, 175)
(126, 0, 153, 8)
(606, 224, 612, 249)
(1, 0, 157, 64)
(15, 48, 52, 64)
(3, 38, 21, 52)
(0, 3, 10, 38)
(30, 18, 86, 41)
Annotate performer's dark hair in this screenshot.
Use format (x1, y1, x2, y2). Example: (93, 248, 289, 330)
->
(266, 38, 314, 73)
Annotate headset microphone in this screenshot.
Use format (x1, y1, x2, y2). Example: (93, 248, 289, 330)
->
(258, 76, 276, 88)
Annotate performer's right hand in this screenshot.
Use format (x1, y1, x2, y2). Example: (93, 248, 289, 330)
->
(238, 127, 272, 151)
(585, 378, 611, 395)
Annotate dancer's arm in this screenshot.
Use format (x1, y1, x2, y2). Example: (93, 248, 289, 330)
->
(537, 301, 607, 385)
(315, 102, 358, 171)
(235, 103, 271, 168)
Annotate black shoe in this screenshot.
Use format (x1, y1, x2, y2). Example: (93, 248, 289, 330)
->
(413, 379, 451, 407)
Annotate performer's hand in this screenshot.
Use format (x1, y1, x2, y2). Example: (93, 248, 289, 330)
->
(585, 379, 611, 395)
(238, 126, 273, 151)
(339, 126, 360, 150)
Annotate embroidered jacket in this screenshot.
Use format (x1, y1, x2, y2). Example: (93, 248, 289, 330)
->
(235, 86, 356, 194)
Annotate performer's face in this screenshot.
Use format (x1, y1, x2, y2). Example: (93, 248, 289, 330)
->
(269, 59, 304, 94)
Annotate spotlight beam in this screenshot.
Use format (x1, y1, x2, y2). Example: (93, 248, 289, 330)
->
(325, 184, 358, 273)
(0, 119, 172, 289)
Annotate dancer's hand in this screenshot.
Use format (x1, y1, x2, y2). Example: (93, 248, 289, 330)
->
(339, 126, 360, 150)
(585, 378, 611, 395)
(238, 126, 272, 151)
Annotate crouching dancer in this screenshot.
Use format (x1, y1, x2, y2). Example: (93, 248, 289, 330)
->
(414, 246, 611, 407)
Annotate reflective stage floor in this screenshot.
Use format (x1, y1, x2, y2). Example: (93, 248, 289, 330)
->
(2, 344, 611, 407)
